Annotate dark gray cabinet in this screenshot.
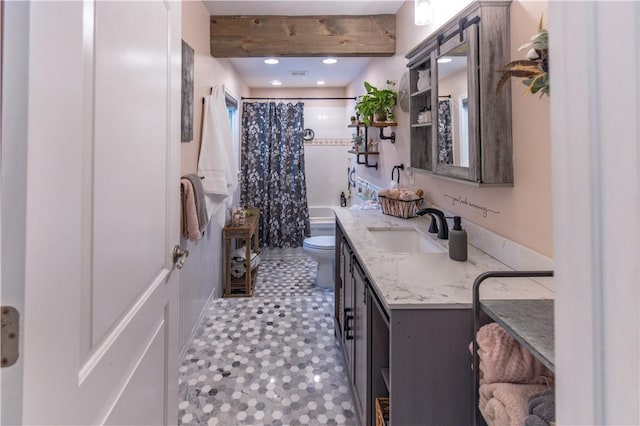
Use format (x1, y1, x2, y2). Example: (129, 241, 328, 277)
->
(341, 238, 354, 372)
(352, 260, 369, 424)
(335, 221, 474, 425)
(336, 231, 369, 425)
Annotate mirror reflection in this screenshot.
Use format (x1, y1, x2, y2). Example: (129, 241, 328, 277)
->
(437, 43, 469, 167)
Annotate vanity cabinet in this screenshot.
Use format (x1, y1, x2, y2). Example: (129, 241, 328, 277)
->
(352, 259, 369, 422)
(335, 221, 473, 425)
(406, 0, 513, 186)
(336, 226, 370, 425)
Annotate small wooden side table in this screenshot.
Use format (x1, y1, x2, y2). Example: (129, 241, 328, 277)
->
(223, 208, 260, 297)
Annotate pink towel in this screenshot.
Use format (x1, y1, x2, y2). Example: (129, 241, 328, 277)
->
(479, 383, 549, 426)
(473, 323, 554, 385)
(181, 179, 202, 241)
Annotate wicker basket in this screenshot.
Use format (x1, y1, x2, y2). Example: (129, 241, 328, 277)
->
(378, 195, 424, 219)
(375, 397, 389, 426)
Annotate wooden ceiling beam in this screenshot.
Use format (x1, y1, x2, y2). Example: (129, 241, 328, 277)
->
(210, 15, 396, 57)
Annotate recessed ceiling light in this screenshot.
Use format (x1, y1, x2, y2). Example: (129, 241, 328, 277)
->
(437, 57, 452, 64)
(264, 58, 279, 65)
(322, 58, 338, 65)
(270, 80, 282, 86)
(317, 80, 326, 85)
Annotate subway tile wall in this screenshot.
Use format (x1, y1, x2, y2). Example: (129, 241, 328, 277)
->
(303, 107, 352, 208)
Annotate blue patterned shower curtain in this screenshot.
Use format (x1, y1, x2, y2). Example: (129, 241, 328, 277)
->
(241, 102, 311, 248)
(438, 98, 454, 164)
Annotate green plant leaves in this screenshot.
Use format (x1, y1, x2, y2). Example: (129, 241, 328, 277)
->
(496, 15, 549, 97)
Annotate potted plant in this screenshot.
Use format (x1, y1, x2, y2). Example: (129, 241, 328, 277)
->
(355, 80, 397, 126)
(350, 115, 357, 125)
(496, 15, 549, 97)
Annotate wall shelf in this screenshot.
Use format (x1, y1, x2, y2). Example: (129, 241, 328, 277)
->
(411, 88, 431, 97)
(348, 150, 379, 170)
(349, 122, 396, 143)
(480, 299, 555, 372)
(411, 122, 432, 128)
(348, 150, 380, 155)
(347, 121, 397, 168)
(349, 122, 398, 128)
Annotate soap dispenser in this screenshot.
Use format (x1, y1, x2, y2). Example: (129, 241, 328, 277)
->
(449, 216, 467, 261)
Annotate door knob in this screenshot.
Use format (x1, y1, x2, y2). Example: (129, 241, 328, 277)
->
(172, 245, 189, 269)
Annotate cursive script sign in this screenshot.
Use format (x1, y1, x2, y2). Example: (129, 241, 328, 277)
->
(443, 194, 501, 218)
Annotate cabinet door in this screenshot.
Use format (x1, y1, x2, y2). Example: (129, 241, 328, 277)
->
(335, 225, 343, 337)
(341, 240, 355, 375)
(353, 260, 369, 424)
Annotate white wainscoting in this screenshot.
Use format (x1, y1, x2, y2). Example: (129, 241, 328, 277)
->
(178, 220, 225, 356)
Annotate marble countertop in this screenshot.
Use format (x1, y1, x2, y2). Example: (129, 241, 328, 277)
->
(334, 207, 554, 311)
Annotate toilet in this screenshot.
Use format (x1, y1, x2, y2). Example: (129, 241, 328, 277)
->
(302, 235, 335, 289)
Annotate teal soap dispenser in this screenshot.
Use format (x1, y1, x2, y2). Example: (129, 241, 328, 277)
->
(449, 216, 467, 261)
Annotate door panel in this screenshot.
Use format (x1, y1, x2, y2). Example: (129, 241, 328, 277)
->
(17, 2, 181, 424)
(0, 2, 29, 424)
(92, 1, 170, 342)
(353, 260, 368, 423)
(342, 241, 354, 373)
(104, 318, 167, 426)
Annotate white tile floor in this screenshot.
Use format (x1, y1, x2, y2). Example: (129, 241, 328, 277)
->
(178, 256, 357, 425)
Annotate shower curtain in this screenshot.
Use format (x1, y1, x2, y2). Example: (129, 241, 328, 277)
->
(241, 102, 311, 248)
(438, 98, 454, 165)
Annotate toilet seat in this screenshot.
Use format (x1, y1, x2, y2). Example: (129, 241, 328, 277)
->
(303, 236, 335, 250)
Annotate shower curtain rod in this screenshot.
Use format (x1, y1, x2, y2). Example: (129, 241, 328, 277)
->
(241, 96, 357, 101)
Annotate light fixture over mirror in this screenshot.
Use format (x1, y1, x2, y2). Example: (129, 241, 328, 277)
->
(415, 0, 433, 26)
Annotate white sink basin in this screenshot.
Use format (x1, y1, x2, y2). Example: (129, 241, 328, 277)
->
(367, 227, 445, 253)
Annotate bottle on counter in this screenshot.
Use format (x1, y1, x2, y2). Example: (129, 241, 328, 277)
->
(449, 216, 467, 261)
(340, 191, 347, 207)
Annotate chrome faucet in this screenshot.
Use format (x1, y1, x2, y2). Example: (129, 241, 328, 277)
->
(416, 208, 449, 240)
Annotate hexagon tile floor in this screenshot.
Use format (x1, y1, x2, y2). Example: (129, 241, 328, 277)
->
(178, 256, 358, 425)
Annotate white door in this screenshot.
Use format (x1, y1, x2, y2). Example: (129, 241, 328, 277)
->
(2, 1, 182, 424)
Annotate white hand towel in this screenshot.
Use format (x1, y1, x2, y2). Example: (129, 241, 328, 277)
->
(198, 85, 238, 225)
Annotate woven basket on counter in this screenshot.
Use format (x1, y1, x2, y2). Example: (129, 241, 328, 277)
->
(378, 195, 424, 219)
(375, 397, 389, 426)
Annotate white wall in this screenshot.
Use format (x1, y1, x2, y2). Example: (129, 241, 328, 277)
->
(178, 0, 249, 354)
(304, 106, 352, 207)
(304, 143, 352, 207)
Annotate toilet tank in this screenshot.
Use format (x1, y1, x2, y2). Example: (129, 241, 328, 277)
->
(308, 206, 336, 237)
